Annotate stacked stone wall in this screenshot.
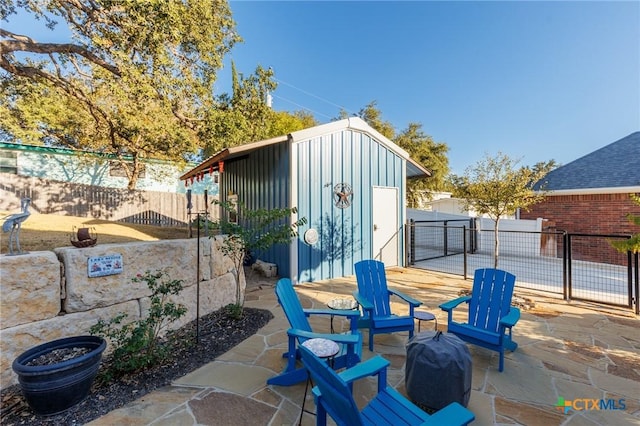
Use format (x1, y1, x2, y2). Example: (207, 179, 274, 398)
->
(0, 236, 243, 388)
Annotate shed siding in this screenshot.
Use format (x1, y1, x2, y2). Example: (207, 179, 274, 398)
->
(296, 129, 405, 282)
(220, 142, 291, 274)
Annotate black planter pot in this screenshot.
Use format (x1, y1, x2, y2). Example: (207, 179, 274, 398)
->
(12, 335, 107, 416)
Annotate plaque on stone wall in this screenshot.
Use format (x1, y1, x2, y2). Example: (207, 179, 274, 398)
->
(88, 254, 123, 278)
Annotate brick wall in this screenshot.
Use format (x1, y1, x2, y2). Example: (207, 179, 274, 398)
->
(521, 192, 640, 265)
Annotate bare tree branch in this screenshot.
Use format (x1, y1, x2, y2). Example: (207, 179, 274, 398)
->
(0, 29, 120, 76)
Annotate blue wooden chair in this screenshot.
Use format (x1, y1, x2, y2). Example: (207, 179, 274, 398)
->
(354, 260, 422, 351)
(299, 344, 475, 426)
(267, 278, 362, 386)
(439, 268, 521, 372)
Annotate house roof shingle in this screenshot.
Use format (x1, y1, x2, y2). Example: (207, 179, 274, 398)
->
(534, 131, 640, 192)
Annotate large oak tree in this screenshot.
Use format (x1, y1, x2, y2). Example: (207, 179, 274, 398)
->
(1, 0, 240, 189)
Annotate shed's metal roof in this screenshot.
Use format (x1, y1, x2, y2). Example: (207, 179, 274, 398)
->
(179, 135, 290, 180)
(534, 131, 640, 192)
(180, 117, 431, 181)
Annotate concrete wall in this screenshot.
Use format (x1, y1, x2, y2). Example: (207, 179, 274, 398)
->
(0, 237, 243, 389)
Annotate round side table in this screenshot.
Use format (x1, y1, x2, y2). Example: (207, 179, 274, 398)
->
(414, 311, 438, 332)
(299, 338, 340, 425)
(327, 298, 359, 333)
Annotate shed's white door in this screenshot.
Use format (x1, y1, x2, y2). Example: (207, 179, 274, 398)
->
(372, 186, 399, 266)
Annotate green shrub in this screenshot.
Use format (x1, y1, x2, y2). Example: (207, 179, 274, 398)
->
(90, 269, 187, 377)
(223, 303, 243, 320)
(191, 215, 218, 232)
(211, 200, 306, 318)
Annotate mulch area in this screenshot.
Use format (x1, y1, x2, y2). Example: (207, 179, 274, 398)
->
(0, 307, 273, 426)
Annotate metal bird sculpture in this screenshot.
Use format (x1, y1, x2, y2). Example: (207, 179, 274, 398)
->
(2, 197, 31, 255)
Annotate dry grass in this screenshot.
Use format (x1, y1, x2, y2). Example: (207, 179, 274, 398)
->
(0, 211, 188, 254)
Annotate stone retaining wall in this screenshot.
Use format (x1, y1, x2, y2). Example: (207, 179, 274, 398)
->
(0, 237, 244, 389)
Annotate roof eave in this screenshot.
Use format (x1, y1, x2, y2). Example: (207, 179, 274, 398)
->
(406, 158, 432, 179)
(535, 186, 640, 196)
(179, 135, 289, 181)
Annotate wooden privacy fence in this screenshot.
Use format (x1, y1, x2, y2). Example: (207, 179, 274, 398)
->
(0, 174, 217, 227)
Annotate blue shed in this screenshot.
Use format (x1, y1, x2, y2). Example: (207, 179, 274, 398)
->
(181, 117, 430, 283)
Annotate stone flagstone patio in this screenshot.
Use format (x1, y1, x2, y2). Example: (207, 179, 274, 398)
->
(88, 267, 640, 426)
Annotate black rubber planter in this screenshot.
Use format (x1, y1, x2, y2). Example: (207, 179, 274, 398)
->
(12, 335, 107, 416)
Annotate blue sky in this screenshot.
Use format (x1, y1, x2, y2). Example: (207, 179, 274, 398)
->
(221, 1, 639, 174)
(5, 1, 639, 175)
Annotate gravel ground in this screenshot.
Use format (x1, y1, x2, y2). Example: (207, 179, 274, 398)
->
(0, 307, 274, 426)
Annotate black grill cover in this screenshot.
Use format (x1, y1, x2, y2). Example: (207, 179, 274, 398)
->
(405, 331, 472, 410)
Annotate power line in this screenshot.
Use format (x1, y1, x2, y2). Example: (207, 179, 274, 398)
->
(271, 94, 334, 120)
(273, 77, 357, 116)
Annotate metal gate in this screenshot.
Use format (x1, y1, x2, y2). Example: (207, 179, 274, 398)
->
(407, 222, 639, 314)
(566, 233, 638, 312)
(407, 219, 475, 262)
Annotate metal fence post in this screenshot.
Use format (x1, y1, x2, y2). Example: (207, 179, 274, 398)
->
(443, 220, 448, 257)
(564, 232, 570, 301)
(196, 213, 201, 344)
(187, 189, 193, 238)
(410, 219, 416, 265)
(469, 218, 477, 253)
(634, 252, 639, 315)
(463, 225, 467, 280)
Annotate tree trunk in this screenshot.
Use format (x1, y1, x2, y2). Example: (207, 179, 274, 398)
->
(127, 174, 138, 190)
(126, 155, 141, 190)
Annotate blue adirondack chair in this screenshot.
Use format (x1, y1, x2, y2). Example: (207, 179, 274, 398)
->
(299, 344, 475, 426)
(439, 268, 520, 372)
(354, 260, 422, 351)
(267, 278, 362, 386)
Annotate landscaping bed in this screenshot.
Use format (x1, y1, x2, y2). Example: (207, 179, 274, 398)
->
(0, 307, 273, 425)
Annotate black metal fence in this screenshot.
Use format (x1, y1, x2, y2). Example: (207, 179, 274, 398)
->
(407, 222, 639, 314)
(408, 219, 475, 262)
(566, 233, 636, 309)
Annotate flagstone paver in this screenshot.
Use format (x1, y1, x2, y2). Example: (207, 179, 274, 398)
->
(494, 397, 565, 425)
(151, 408, 195, 426)
(89, 267, 639, 425)
(174, 362, 273, 396)
(189, 391, 277, 425)
(87, 386, 202, 426)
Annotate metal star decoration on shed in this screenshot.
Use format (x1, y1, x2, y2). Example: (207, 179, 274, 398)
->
(333, 183, 353, 209)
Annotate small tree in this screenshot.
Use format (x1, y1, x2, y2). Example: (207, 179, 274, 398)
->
(451, 153, 552, 268)
(212, 200, 307, 318)
(610, 194, 640, 254)
(90, 269, 187, 378)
